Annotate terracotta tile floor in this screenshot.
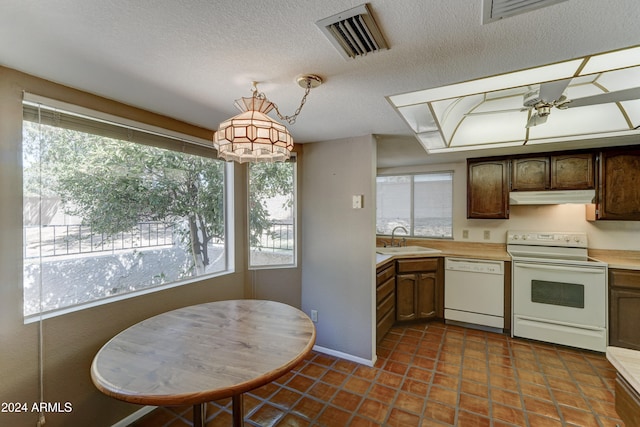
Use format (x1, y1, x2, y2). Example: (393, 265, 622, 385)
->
(130, 322, 624, 426)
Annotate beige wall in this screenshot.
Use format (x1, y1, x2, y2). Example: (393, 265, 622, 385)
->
(0, 67, 301, 427)
(301, 136, 377, 362)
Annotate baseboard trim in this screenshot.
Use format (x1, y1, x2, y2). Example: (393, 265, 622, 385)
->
(312, 345, 376, 367)
(111, 406, 157, 427)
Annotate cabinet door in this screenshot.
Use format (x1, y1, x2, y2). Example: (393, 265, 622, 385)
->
(396, 274, 417, 321)
(467, 159, 509, 219)
(551, 153, 594, 190)
(511, 157, 550, 191)
(416, 272, 436, 319)
(609, 269, 640, 350)
(598, 150, 640, 220)
(610, 287, 640, 351)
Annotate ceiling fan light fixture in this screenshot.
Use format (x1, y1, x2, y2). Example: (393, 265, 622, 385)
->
(535, 105, 552, 117)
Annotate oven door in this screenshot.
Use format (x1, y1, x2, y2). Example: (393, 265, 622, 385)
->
(512, 260, 606, 328)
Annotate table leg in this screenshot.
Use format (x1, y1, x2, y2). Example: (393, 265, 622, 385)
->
(232, 394, 244, 427)
(193, 403, 206, 427)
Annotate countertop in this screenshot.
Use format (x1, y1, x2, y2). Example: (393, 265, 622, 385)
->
(376, 239, 640, 270)
(376, 239, 510, 268)
(606, 346, 640, 394)
(589, 249, 640, 270)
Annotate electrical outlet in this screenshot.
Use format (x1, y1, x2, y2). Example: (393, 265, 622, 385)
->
(484, 230, 491, 240)
(462, 229, 469, 239)
(311, 310, 318, 322)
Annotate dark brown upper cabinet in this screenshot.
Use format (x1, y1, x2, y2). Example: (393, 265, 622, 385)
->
(511, 153, 594, 191)
(550, 153, 595, 190)
(593, 149, 640, 220)
(467, 158, 509, 219)
(511, 157, 550, 191)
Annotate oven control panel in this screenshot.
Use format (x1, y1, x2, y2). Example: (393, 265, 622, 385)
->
(507, 230, 588, 248)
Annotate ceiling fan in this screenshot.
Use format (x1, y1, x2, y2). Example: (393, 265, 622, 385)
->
(466, 79, 640, 128)
(523, 79, 640, 128)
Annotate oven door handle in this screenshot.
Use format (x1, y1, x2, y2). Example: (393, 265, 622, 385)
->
(514, 263, 604, 274)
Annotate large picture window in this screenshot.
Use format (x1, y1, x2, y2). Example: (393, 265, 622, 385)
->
(248, 159, 296, 268)
(376, 172, 453, 239)
(22, 97, 230, 319)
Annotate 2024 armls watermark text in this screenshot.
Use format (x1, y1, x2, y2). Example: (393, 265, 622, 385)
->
(2, 402, 72, 413)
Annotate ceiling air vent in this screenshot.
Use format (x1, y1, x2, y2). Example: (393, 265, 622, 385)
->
(316, 3, 388, 60)
(483, 0, 569, 24)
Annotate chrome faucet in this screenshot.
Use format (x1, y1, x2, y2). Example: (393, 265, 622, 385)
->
(390, 226, 409, 247)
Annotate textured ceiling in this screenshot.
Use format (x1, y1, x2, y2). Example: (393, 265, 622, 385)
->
(1, 0, 640, 164)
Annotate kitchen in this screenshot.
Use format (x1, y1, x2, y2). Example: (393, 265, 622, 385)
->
(2, 1, 640, 426)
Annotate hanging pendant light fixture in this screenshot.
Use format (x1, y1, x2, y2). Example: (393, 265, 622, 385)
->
(213, 74, 322, 163)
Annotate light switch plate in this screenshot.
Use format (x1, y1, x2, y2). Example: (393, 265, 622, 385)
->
(352, 195, 363, 209)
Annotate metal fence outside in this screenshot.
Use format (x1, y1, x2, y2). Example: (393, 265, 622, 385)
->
(253, 222, 294, 252)
(25, 220, 294, 259)
(24, 222, 175, 259)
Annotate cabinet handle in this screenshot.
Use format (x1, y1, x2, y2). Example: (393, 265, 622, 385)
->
(515, 263, 604, 274)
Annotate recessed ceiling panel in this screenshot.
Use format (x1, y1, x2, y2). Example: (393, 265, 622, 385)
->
(389, 45, 640, 155)
(396, 104, 438, 133)
(453, 112, 526, 146)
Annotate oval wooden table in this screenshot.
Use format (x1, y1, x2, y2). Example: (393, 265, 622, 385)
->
(91, 299, 316, 427)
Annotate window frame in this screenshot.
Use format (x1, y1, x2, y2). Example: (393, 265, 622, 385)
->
(376, 171, 454, 239)
(247, 155, 298, 270)
(22, 93, 234, 323)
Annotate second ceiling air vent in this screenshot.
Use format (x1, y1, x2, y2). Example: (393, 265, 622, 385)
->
(316, 3, 388, 60)
(483, 0, 569, 24)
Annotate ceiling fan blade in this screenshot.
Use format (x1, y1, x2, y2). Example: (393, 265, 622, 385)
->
(538, 78, 572, 103)
(526, 113, 548, 128)
(567, 87, 640, 108)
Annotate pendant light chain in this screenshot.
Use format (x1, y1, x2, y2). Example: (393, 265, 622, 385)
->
(251, 78, 314, 125)
(272, 80, 312, 125)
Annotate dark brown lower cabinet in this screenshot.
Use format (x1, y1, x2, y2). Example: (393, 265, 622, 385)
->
(609, 269, 640, 350)
(615, 374, 640, 427)
(395, 258, 443, 322)
(396, 272, 436, 321)
(376, 261, 395, 343)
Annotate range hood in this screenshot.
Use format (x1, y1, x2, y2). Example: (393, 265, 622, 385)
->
(509, 189, 596, 205)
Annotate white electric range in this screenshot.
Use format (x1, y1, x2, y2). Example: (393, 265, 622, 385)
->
(507, 230, 607, 352)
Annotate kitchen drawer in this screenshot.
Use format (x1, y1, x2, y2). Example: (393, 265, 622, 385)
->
(610, 269, 640, 290)
(397, 258, 438, 273)
(376, 276, 395, 304)
(377, 264, 395, 285)
(377, 292, 395, 322)
(376, 305, 395, 343)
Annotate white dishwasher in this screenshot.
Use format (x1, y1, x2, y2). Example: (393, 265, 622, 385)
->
(444, 257, 504, 331)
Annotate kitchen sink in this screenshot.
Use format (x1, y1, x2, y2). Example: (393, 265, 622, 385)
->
(376, 246, 442, 255)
